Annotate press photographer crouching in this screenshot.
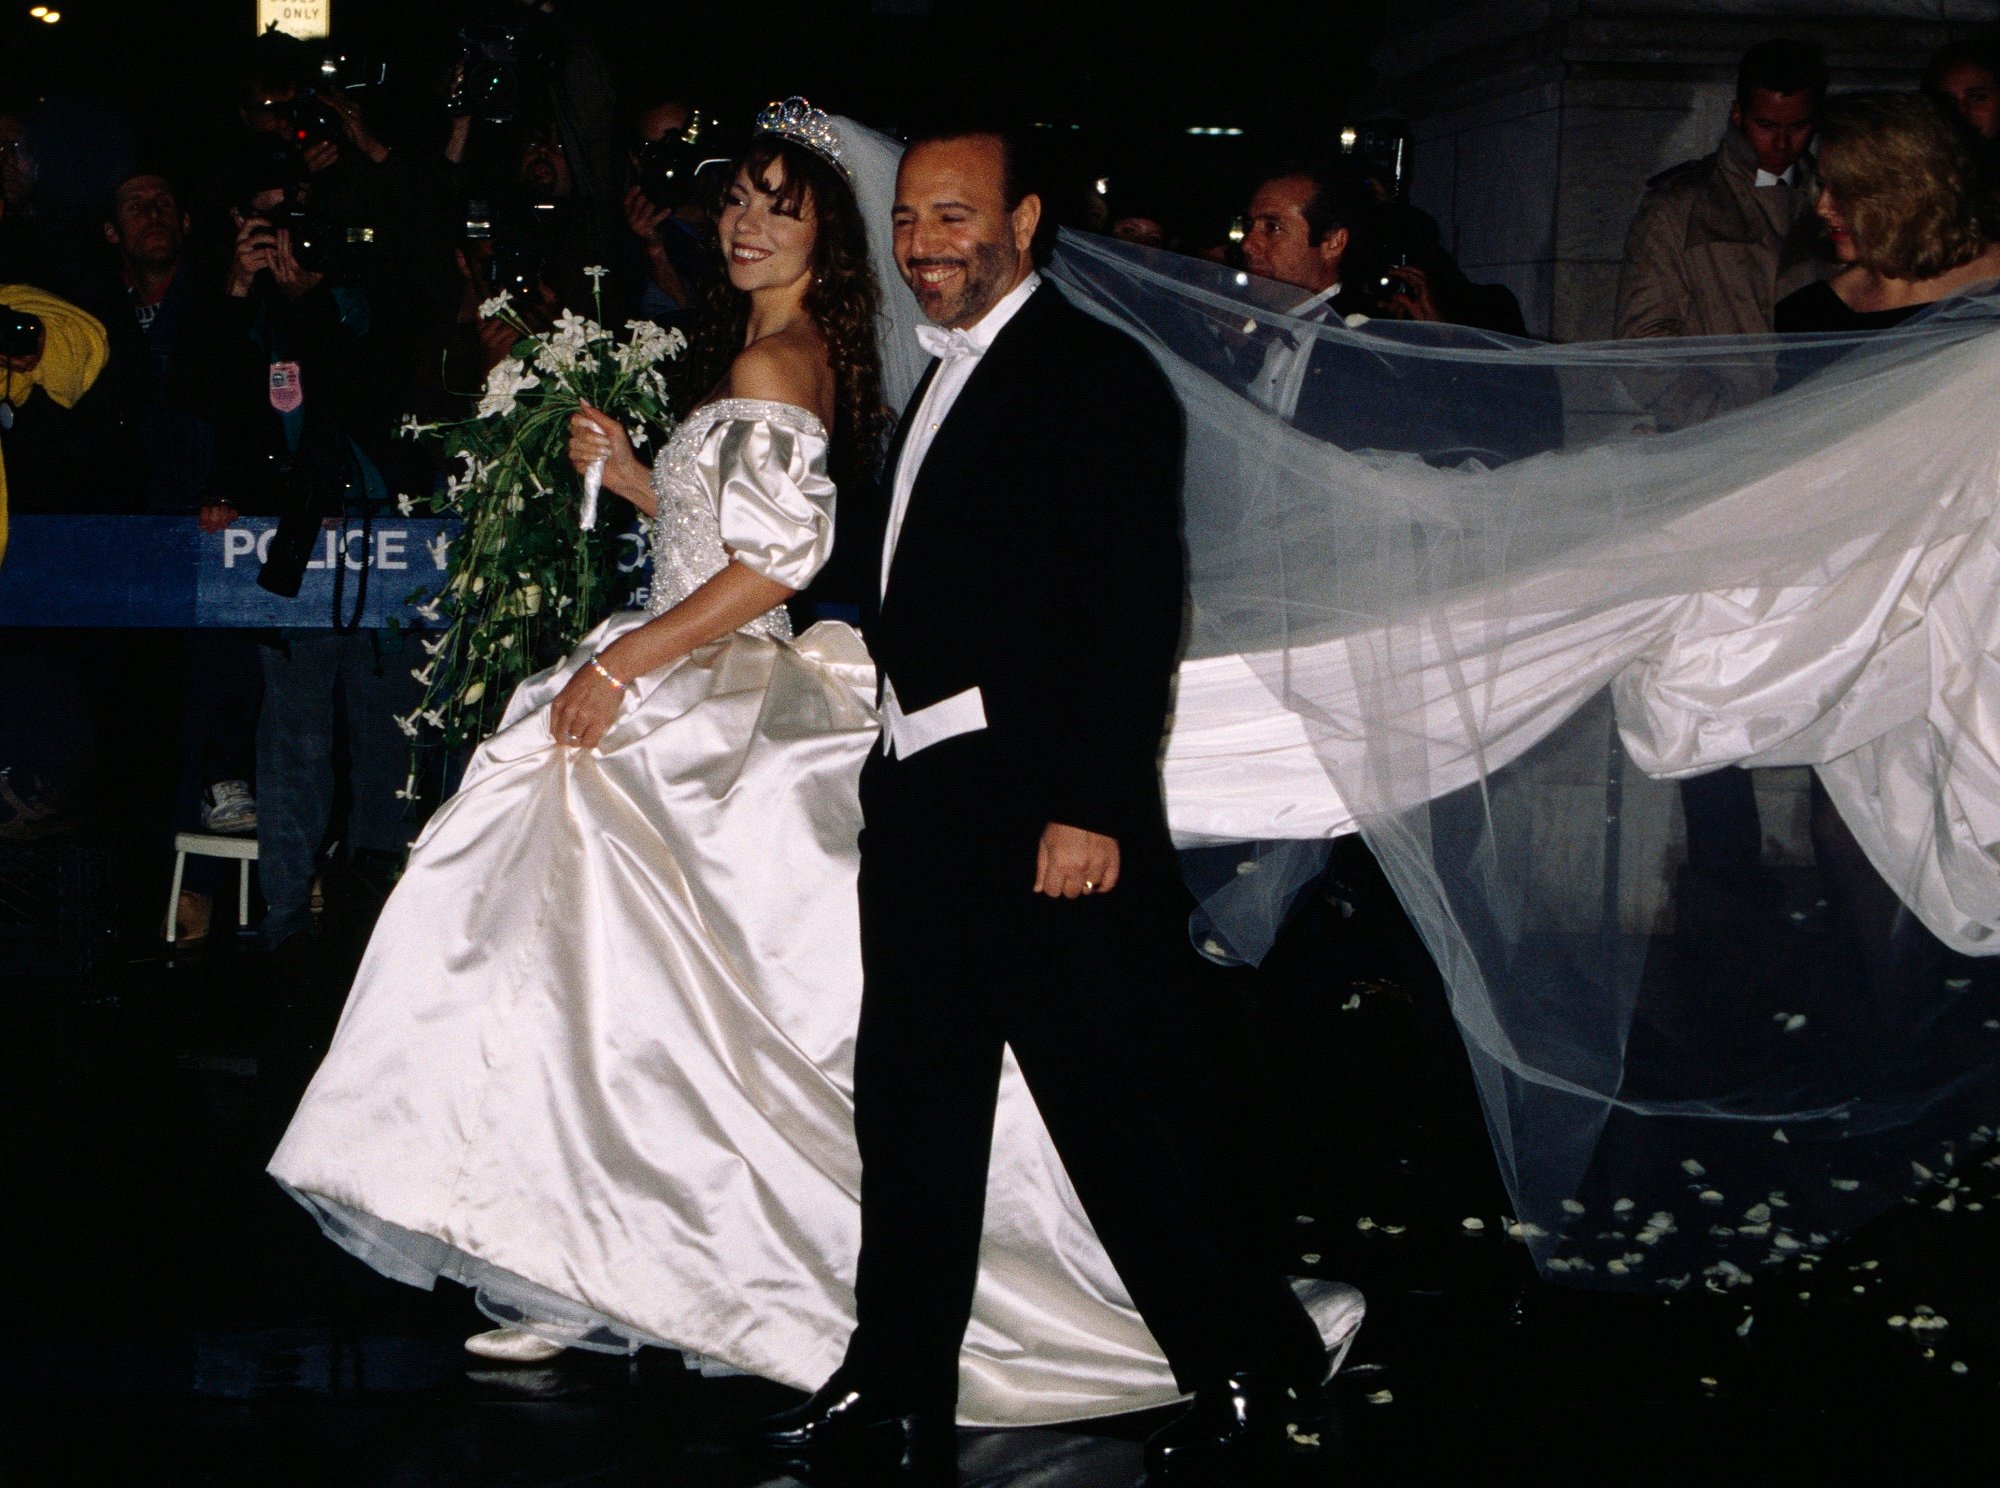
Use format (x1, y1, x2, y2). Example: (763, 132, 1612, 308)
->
(172, 162, 419, 967)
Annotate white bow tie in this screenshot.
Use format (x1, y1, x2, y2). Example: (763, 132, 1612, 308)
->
(915, 324, 983, 363)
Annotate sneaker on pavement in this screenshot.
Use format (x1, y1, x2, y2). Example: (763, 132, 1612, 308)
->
(201, 780, 258, 834)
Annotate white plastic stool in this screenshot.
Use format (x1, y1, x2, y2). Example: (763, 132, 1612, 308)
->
(168, 832, 259, 943)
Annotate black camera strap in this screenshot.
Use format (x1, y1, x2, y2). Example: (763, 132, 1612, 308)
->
(329, 446, 372, 636)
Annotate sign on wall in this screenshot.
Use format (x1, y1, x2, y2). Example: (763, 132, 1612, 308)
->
(256, 1, 331, 40)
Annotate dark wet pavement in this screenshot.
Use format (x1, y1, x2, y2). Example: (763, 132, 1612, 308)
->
(6, 846, 2000, 1487)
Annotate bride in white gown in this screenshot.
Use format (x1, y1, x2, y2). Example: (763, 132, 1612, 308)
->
(267, 108, 1359, 1431)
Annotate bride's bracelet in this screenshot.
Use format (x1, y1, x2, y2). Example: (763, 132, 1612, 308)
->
(588, 655, 630, 694)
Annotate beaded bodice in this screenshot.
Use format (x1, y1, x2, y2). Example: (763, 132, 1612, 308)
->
(647, 399, 829, 641)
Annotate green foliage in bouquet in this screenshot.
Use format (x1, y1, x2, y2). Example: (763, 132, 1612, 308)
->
(394, 273, 684, 764)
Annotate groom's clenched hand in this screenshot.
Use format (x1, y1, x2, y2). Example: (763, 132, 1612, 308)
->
(1034, 823, 1120, 899)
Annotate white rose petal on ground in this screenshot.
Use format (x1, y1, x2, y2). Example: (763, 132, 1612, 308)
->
(1366, 1390, 1393, 1405)
(1461, 1217, 1485, 1232)
(1681, 1159, 1707, 1177)
(1561, 1199, 1586, 1215)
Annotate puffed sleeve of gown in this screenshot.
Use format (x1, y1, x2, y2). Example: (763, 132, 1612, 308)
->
(700, 413, 837, 591)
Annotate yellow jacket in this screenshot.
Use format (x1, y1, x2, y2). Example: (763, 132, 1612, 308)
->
(0, 284, 110, 569)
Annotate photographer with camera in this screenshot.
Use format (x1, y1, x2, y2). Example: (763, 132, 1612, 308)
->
(0, 272, 110, 840)
(618, 92, 720, 332)
(172, 162, 419, 965)
(71, 166, 261, 937)
(0, 283, 106, 568)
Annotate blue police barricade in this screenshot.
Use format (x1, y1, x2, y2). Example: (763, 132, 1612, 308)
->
(0, 517, 657, 628)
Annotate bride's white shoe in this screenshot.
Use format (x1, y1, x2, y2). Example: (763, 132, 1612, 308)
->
(464, 1326, 568, 1363)
(1290, 1277, 1366, 1378)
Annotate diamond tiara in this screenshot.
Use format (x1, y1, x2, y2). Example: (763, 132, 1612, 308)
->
(753, 97, 845, 174)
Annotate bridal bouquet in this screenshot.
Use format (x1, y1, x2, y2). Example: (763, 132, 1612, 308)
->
(395, 273, 684, 759)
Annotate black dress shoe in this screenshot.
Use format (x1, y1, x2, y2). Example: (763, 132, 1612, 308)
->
(1143, 1368, 1327, 1479)
(754, 1374, 954, 1470)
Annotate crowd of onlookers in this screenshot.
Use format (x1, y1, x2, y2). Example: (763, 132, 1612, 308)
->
(0, 17, 719, 954)
(4, 16, 2000, 962)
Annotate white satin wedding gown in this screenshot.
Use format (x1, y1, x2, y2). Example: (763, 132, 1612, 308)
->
(268, 397, 1359, 1427)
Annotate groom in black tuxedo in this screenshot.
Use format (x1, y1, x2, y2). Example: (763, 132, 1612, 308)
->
(758, 126, 1329, 1477)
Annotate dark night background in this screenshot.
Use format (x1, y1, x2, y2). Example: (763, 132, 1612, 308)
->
(0, 0, 1387, 252)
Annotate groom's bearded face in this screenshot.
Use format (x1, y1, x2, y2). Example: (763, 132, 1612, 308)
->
(892, 137, 1038, 328)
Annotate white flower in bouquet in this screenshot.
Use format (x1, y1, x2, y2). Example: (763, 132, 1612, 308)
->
(552, 308, 603, 346)
(398, 298, 681, 755)
(477, 289, 514, 320)
(478, 358, 541, 420)
(616, 319, 676, 371)
(536, 336, 583, 374)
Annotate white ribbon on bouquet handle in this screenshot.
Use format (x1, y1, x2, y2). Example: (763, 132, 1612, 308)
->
(580, 455, 605, 530)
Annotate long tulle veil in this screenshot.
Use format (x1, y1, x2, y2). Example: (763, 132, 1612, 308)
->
(1044, 230, 2000, 1292)
(835, 113, 2000, 1292)
(829, 117, 927, 416)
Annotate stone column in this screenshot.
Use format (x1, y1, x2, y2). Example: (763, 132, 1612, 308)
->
(1357, 1, 1999, 343)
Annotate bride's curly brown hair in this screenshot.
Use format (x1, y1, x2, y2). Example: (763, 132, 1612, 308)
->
(673, 137, 889, 490)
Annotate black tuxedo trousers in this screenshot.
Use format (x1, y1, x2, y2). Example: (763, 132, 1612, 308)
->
(842, 734, 1325, 1406)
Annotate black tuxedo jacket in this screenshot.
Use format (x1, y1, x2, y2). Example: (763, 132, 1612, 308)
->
(864, 282, 1186, 846)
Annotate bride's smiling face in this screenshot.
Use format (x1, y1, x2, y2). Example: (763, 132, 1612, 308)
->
(719, 162, 817, 294)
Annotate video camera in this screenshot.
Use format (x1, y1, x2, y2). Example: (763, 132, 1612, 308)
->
(238, 142, 376, 280)
(463, 198, 552, 300)
(636, 110, 732, 212)
(447, 11, 555, 126)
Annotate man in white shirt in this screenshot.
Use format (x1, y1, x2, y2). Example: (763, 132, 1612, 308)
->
(1237, 164, 1365, 417)
(1615, 39, 1833, 340)
(760, 124, 1333, 1480)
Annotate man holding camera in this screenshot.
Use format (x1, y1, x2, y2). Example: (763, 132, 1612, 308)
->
(619, 93, 718, 332)
(175, 160, 417, 965)
(1, 225, 109, 836)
